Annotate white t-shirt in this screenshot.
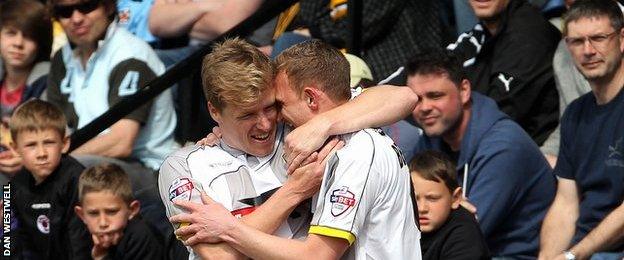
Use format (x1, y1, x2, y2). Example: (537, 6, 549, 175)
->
(309, 128, 421, 260)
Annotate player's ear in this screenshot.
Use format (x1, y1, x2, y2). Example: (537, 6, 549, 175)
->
(207, 102, 222, 124)
(74, 205, 85, 222)
(303, 87, 319, 110)
(128, 200, 140, 220)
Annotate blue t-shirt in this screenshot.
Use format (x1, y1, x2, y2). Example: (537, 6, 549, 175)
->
(555, 86, 624, 250)
(117, 0, 158, 45)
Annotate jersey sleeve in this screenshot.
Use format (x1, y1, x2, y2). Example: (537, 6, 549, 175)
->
(107, 58, 157, 125)
(309, 141, 375, 245)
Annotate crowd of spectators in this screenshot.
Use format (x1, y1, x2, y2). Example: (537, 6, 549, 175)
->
(0, 0, 623, 259)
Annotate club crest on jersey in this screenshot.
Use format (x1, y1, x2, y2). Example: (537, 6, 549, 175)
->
(330, 186, 356, 217)
(169, 178, 194, 202)
(37, 215, 50, 234)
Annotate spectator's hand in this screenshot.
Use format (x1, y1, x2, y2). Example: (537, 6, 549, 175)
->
(91, 230, 123, 260)
(460, 198, 478, 216)
(0, 148, 22, 176)
(196, 127, 222, 147)
(284, 115, 332, 174)
(170, 192, 236, 246)
(283, 138, 344, 201)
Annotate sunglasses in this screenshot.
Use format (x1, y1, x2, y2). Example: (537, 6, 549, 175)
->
(53, 0, 101, 19)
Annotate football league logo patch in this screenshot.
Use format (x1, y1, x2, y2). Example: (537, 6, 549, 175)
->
(169, 178, 195, 202)
(330, 186, 356, 217)
(37, 215, 50, 234)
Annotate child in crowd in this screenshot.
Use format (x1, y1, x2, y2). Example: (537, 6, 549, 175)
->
(410, 150, 490, 260)
(0, 0, 53, 181)
(9, 99, 91, 259)
(75, 163, 164, 260)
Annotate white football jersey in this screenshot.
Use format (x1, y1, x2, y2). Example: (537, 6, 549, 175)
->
(309, 128, 422, 260)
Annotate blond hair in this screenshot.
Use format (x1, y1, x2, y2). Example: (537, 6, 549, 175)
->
(201, 38, 275, 111)
(275, 40, 351, 102)
(9, 99, 66, 141)
(78, 163, 134, 204)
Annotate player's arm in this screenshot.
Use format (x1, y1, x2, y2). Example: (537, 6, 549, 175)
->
(538, 178, 579, 259)
(188, 0, 262, 41)
(148, 0, 224, 38)
(284, 85, 417, 172)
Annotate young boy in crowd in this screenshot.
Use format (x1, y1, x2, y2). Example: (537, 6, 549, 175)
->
(0, 0, 53, 183)
(9, 99, 91, 259)
(410, 150, 490, 260)
(75, 163, 164, 260)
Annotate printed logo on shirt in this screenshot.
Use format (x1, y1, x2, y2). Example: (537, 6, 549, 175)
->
(36, 215, 50, 234)
(168, 177, 194, 201)
(606, 137, 624, 168)
(118, 8, 131, 25)
(330, 186, 356, 217)
(497, 73, 514, 92)
(31, 203, 51, 210)
(231, 207, 256, 219)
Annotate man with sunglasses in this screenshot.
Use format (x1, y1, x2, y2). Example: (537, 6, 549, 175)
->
(539, 1, 624, 259)
(45, 0, 177, 242)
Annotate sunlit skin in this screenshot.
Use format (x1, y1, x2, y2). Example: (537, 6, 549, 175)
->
(566, 16, 624, 82)
(11, 129, 69, 184)
(56, 0, 112, 60)
(75, 191, 139, 236)
(407, 74, 471, 150)
(0, 27, 38, 71)
(208, 88, 278, 157)
(274, 71, 315, 128)
(412, 173, 461, 233)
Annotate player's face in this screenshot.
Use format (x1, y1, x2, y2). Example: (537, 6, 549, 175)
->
(274, 71, 314, 127)
(469, 0, 509, 21)
(0, 26, 38, 71)
(77, 191, 137, 235)
(13, 129, 69, 184)
(566, 16, 624, 81)
(408, 73, 467, 138)
(412, 173, 461, 233)
(210, 88, 278, 157)
(55, 0, 111, 50)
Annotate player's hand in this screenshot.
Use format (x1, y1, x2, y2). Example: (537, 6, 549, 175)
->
(196, 127, 222, 147)
(284, 115, 332, 174)
(284, 138, 344, 201)
(460, 198, 478, 216)
(91, 230, 123, 260)
(0, 148, 22, 176)
(170, 192, 236, 246)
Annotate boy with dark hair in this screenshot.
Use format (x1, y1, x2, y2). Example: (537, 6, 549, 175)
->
(75, 163, 164, 260)
(9, 99, 91, 259)
(410, 150, 489, 260)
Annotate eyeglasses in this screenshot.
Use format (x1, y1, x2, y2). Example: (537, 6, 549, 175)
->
(565, 31, 618, 49)
(53, 0, 101, 19)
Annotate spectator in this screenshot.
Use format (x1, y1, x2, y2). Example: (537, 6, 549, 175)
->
(410, 150, 489, 260)
(169, 40, 421, 260)
(408, 49, 556, 258)
(539, 0, 624, 259)
(45, 0, 177, 236)
(148, 0, 261, 67)
(0, 0, 53, 182)
(76, 163, 164, 260)
(446, 0, 561, 146)
(117, 0, 159, 47)
(9, 99, 91, 259)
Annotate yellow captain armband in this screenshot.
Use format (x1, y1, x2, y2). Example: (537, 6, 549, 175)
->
(309, 226, 356, 245)
(175, 222, 190, 241)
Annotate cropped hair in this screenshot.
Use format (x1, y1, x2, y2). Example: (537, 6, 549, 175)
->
(405, 49, 466, 86)
(78, 163, 134, 204)
(201, 38, 275, 111)
(0, 0, 53, 63)
(409, 150, 459, 193)
(564, 0, 624, 35)
(275, 40, 351, 102)
(10, 99, 67, 140)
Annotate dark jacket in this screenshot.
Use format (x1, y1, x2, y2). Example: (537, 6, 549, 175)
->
(416, 92, 556, 258)
(449, 0, 561, 146)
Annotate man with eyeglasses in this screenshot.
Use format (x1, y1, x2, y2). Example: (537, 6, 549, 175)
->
(539, 0, 624, 259)
(45, 0, 178, 249)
